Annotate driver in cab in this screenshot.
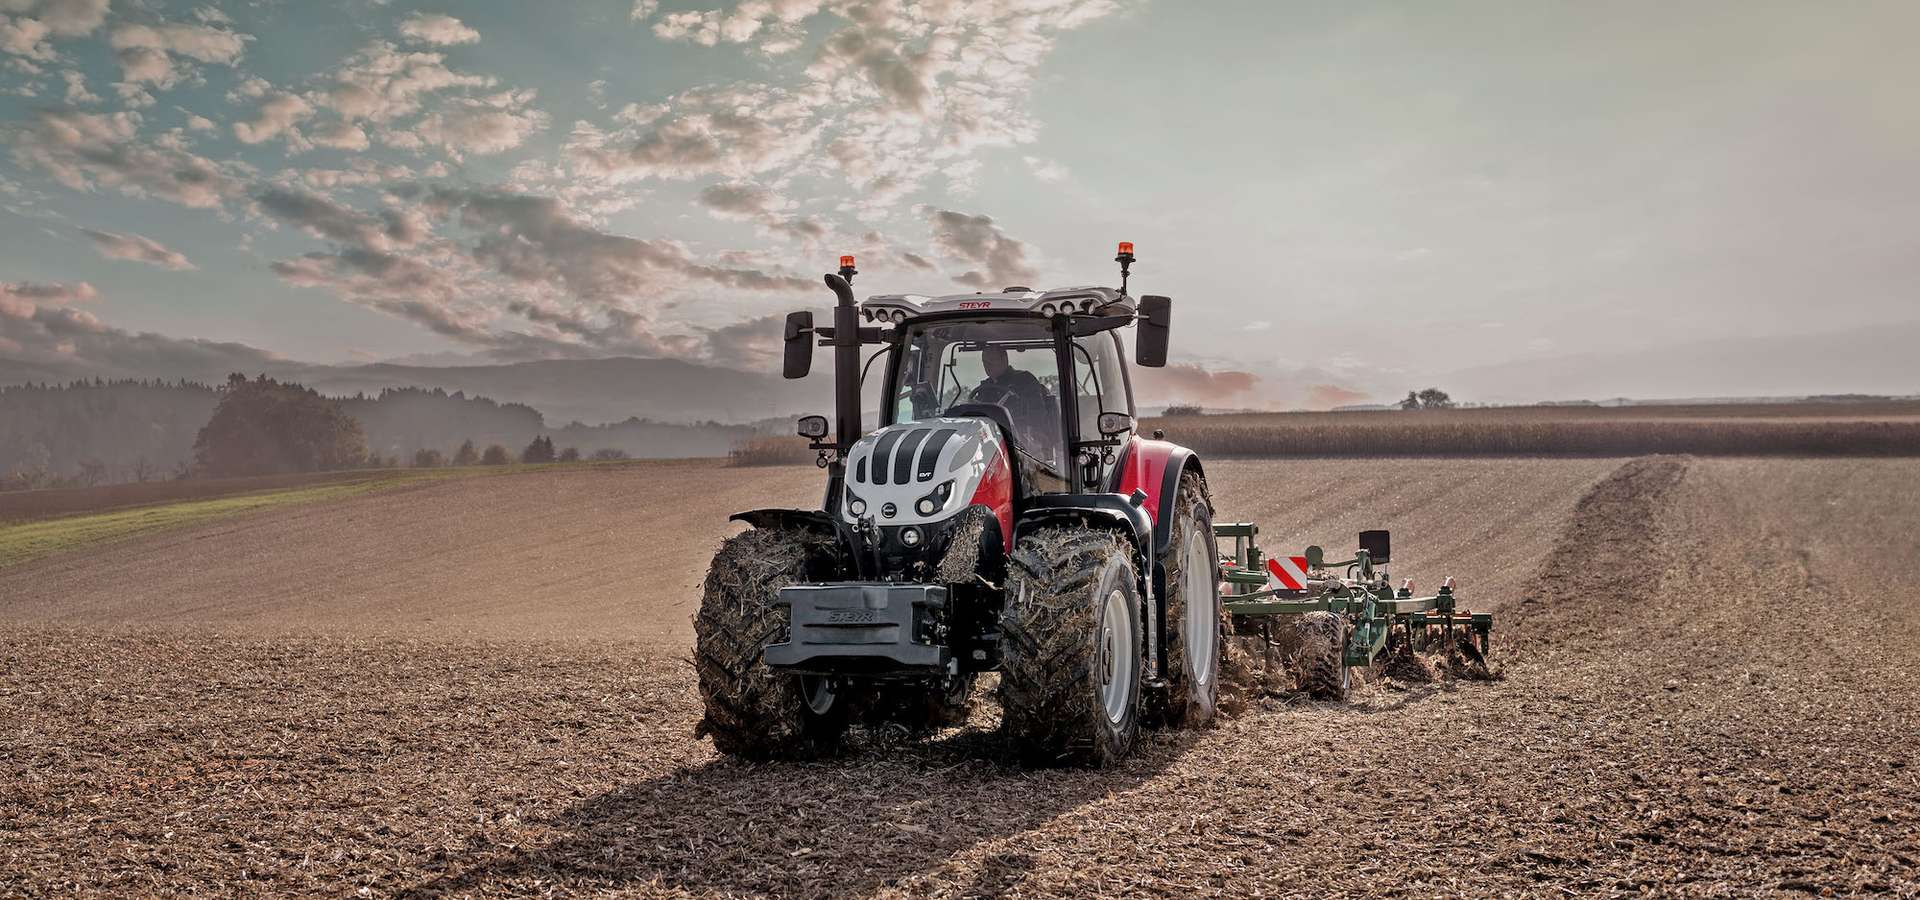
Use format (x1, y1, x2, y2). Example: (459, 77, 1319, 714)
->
(972, 345, 1047, 416)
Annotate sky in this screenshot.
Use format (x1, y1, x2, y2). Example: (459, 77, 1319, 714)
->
(2, 0, 1917, 407)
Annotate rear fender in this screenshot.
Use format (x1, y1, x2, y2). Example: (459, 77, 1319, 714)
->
(1111, 438, 1206, 559)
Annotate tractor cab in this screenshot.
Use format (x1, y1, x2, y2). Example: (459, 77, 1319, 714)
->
(781, 249, 1170, 499)
(879, 292, 1137, 495)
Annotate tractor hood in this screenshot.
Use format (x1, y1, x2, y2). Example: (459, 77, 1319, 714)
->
(841, 417, 1005, 527)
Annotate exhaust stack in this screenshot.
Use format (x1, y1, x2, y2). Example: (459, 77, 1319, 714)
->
(824, 272, 863, 452)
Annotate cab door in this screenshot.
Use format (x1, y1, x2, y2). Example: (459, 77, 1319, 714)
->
(1072, 331, 1135, 490)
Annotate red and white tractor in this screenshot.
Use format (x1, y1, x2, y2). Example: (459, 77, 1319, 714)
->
(695, 245, 1220, 766)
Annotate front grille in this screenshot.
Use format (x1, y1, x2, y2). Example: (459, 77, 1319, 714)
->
(858, 425, 957, 486)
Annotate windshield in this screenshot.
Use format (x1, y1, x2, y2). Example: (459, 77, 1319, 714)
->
(891, 319, 1064, 471)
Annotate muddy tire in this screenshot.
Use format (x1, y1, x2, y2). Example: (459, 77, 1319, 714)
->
(1297, 611, 1351, 701)
(693, 526, 851, 760)
(999, 528, 1144, 767)
(1154, 471, 1221, 729)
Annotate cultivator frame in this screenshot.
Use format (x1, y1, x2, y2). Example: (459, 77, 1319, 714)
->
(1215, 523, 1491, 672)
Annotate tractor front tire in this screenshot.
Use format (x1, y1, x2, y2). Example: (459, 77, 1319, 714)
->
(694, 526, 851, 760)
(1155, 471, 1222, 729)
(999, 528, 1145, 767)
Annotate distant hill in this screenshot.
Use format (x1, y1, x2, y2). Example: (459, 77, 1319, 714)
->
(286, 357, 828, 426)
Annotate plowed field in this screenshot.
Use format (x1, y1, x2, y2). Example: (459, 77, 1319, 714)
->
(4, 457, 1917, 896)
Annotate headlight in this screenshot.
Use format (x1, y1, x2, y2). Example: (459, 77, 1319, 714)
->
(900, 526, 922, 547)
(846, 491, 867, 516)
(915, 480, 953, 516)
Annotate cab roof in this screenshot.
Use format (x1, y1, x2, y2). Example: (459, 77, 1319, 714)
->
(858, 286, 1134, 323)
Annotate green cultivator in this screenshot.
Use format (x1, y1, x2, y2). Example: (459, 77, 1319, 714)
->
(1216, 524, 1492, 699)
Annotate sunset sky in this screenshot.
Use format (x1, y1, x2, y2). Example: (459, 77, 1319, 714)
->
(3, 0, 1917, 406)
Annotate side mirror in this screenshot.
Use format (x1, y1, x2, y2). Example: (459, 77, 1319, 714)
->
(782, 310, 814, 379)
(1135, 295, 1170, 367)
(1097, 411, 1134, 436)
(1359, 529, 1391, 565)
(796, 415, 829, 440)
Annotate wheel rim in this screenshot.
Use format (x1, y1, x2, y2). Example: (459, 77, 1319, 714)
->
(1182, 523, 1217, 689)
(1099, 586, 1137, 724)
(801, 676, 836, 715)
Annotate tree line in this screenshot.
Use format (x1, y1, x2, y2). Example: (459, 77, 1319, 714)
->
(1, 375, 752, 491)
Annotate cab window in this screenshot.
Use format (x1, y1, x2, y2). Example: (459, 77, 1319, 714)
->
(1073, 332, 1131, 442)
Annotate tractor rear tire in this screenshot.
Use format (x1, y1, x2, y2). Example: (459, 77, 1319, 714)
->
(998, 528, 1144, 767)
(1297, 611, 1352, 701)
(693, 526, 851, 760)
(1155, 471, 1221, 729)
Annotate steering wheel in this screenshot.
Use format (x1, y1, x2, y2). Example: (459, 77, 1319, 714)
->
(969, 381, 1015, 406)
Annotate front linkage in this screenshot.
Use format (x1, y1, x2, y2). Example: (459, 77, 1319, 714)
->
(1216, 523, 1492, 695)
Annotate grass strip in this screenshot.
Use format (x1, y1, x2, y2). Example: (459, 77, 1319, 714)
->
(0, 478, 409, 570)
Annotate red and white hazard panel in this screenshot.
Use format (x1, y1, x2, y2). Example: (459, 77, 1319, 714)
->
(1265, 555, 1311, 590)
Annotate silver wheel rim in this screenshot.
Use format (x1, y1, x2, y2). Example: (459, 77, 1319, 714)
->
(801, 676, 835, 715)
(1099, 586, 1136, 724)
(1182, 523, 1217, 689)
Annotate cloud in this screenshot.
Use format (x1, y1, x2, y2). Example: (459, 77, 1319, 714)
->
(697, 312, 786, 370)
(652, 10, 722, 46)
(429, 187, 816, 299)
(9, 109, 250, 209)
(398, 12, 479, 46)
(232, 91, 315, 146)
(1133, 363, 1261, 406)
(412, 88, 548, 158)
(0, 0, 107, 60)
(1132, 363, 1374, 410)
(628, 0, 1120, 201)
(0, 280, 97, 314)
(1024, 155, 1069, 182)
(925, 208, 1039, 288)
(294, 159, 416, 189)
(697, 180, 781, 218)
(0, 16, 54, 60)
(107, 19, 250, 92)
(254, 186, 424, 253)
(51, 68, 98, 103)
(256, 185, 819, 364)
(80, 228, 196, 270)
(0, 281, 282, 379)
(318, 40, 492, 124)
(308, 119, 370, 151)
(1306, 384, 1372, 409)
(565, 83, 821, 183)
(270, 249, 484, 338)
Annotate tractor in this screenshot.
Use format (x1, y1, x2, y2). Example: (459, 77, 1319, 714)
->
(694, 244, 1221, 766)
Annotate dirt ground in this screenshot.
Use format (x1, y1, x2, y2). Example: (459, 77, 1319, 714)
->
(3, 457, 1918, 896)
